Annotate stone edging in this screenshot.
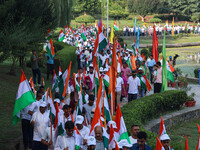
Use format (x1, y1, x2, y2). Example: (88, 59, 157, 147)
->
(143, 106, 200, 135)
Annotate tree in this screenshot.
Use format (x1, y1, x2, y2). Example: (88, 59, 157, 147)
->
(0, 0, 56, 75)
(108, 3, 129, 20)
(73, 0, 101, 17)
(128, 0, 160, 19)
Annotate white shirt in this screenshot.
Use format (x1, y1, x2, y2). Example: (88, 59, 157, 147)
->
(129, 136, 137, 145)
(29, 100, 41, 113)
(31, 111, 50, 141)
(127, 76, 141, 94)
(116, 77, 124, 92)
(78, 126, 90, 150)
(54, 133, 75, 150)
(21, 104, 32, 120)
(41, 126, 55, 143)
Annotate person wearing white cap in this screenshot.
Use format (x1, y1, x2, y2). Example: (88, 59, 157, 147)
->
(86, 64, 94, 84)
(106, 121, 120, 145)
(160, 134, 174, 150)
(31, 101, 50, 150)
(118, 139, 132, 150)
(99, 67, 104, 77)
(87, 136, 96, 150)
(76, 115, 90, 150)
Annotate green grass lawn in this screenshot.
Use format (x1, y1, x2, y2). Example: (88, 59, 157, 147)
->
(168, 119, 200, 149)
(124, 35, 200, 46)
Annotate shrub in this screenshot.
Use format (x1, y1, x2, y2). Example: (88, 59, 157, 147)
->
(140, 48, 150, 58)
(149, 18, 162, 23)
(121, 90, 187, 148)
(191, 13, 200, 23)
(194, 68, 200, 78)
(75, 14, 95, 25)
(154, 15, 190, 21)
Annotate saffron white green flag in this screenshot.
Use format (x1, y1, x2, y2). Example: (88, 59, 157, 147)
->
(103, 90, 111, 122)
(103, 73, 109, 87)
(58, 29, 65, 42)
(115, 104, 131, 144)
(12, 70, 36, 125)
(113, 22, 119, 31)
(74, 127, 82, 150)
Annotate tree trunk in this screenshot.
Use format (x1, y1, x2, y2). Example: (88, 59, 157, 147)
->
(9, 56, 18, 76)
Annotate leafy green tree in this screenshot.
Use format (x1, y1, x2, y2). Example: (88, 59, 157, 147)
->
(73, 0, 101, 17)
(128, 0, 160, 18)
(0, 0, 56, 75)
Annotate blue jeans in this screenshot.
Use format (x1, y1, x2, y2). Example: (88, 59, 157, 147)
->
(32, 141, 48, 150)
(21, 119, 33, 149)
(32, 68, 41, 84)
(148, 66, 153, 83)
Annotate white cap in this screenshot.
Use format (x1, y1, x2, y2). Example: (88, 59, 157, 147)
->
(54, 98, 60, 104)
(87, 136, 96, 146)
(107, 120, 117, 129)
(39, 101, 47, 107)
(160, 134, 171, 141)
(99, 67, 104, 72)
(89, 64, 93, 68)
(138, 67, 143, 70)
(75, 115, 84, 125)
(118, 140, 132, 148)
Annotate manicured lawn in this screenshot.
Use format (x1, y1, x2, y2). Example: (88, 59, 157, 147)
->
(168, 119, 200, 150)
(124, 35, 200, 46)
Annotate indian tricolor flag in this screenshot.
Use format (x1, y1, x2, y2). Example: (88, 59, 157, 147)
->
(109, 124, 115, 149)
(59, 66, 62, 76)
(12, 70, 36, 125)
(160, 57, 175, 82)
(115, 104, 131, 144)
(113, 22, 119, 31)
(54, 102, 64, 136)
(48, 90, 56, 125)
(103, 71, 109, 88)
(103, 91, 111, 122)
(159, 117, 167, 137)
(46, 39, 55, 59)
(58, 29, 65, 42)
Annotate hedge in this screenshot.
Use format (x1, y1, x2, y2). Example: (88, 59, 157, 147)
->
(121, 90, 187, 148)
(194, 68, 200, 78)
(75, 14, 95, 25)
(149, 18, 162, 23)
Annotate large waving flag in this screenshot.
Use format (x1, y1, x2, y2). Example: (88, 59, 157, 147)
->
(115, 104, 130, 144)
(161, 31, 167, 92)
(58, 29, 65, 42)
(142, 75, 152, 91)
(152, 25, 159, 63)
(159, 117, 167, 138)
(103, 91, 111, 122)
(113, 22, 119, 31)
(160, 57, 175, 82)
(12, 70, 36, 125)
(46, 39, 55, 59)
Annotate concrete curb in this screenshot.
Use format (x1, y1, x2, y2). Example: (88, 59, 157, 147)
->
(143, 106, 200, 135)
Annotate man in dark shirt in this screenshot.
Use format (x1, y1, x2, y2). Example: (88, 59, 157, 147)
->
(30, 50, 42, 86)
(130, 131, 152, 150)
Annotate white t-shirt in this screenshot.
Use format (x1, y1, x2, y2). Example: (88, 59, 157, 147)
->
(116, 77, 124, 92)
(129, 136, 137, 145)
(31, 111, 50, 141)
(41, 126, 55, 143)
(127, 76, 141, 94)
(54, 133, 75, 150)
(78, 126, 90, 150)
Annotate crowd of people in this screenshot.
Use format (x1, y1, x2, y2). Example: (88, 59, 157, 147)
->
(22, 23, 177, 150)
(122, 23, 200, 36)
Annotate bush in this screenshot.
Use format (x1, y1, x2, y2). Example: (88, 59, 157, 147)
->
(191, 13, 200, 23)
(140, 48, 150, 58)
(121, 90, 187, 148)
(194, 68, 200, 78)
(75, 14, 95, 25)
(149, 18, 162, 23)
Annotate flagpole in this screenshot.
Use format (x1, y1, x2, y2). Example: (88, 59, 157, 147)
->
(107, 0, 109, 38)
